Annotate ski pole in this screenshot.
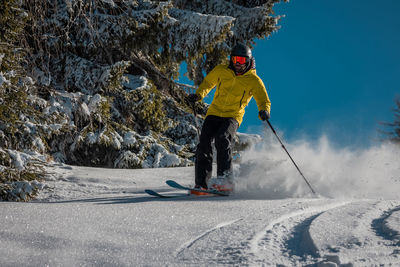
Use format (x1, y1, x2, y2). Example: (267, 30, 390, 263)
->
(265, 120, 317, 196)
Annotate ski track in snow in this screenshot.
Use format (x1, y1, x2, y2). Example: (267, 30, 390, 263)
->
(248, 200, 350, 265)
(2, 164, 400, 266)
(175, 218, 243, 257)
(173, 198, 400, 266)
(374, 206, 400, 242)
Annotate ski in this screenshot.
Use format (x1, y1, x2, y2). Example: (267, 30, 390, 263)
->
(165, 180, 230, 196)
(144, 189, 189, 198)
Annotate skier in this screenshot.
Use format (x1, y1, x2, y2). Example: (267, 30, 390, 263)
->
(187, 43, 271, 193)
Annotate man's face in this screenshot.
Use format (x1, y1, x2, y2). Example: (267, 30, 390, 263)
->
(231, 56, 248, 73)
(233, 61, 246, 73)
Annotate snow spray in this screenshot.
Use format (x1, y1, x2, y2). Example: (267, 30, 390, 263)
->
(235, 131, 400, 200)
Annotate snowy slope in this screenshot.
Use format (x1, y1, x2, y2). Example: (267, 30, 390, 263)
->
(1, 138, 400, 266)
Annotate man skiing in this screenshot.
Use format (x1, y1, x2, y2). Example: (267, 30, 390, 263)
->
(187, 43, 271, 193)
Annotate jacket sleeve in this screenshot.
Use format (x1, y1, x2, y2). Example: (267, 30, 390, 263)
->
(195, 65, 221, 100)
(252, 77, 271, 114)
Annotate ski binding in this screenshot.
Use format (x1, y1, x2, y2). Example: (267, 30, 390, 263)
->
(166, 180, 230, 196)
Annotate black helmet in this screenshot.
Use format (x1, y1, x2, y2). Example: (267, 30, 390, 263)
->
(231, 43, 252, 58)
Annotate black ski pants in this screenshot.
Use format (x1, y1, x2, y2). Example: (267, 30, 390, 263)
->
(195, 115, 239, 188)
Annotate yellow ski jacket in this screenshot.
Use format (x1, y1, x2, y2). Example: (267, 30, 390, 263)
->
(195, 64, 271, 125)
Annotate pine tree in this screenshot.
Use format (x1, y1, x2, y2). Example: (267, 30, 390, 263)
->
(1, 0, 288, 200)
(24, 0, 287, 89)
(0, 0, 29, 152)
(383, 98, 400, 143)
(22, 0, 287, 165)
(172, 0, 286, 84)
(0, 0, 47, 201)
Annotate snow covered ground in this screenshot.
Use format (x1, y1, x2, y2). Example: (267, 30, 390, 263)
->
(1, 136, 400, 266)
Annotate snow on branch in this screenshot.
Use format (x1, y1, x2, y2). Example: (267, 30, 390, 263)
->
(183, 0, 282, 42)
(229, 0, 285, 8)
(167, 8, 234, 60)
(64, 54, 130, 94)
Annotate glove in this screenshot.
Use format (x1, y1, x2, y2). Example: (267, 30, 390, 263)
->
(259, 110, 270, 121)
(186, 94, 200, 104)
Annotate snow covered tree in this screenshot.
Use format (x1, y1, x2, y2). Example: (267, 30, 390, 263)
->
(1, 0, 287, 200)
(383, 98, 400, 143)
(19, 0, 286, 165)
(24, 0, 286, 89)
(171, 0, 285, 84)
(0, 0, 47, 201)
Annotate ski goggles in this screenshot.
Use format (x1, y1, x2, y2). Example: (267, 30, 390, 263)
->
(231, 56, 248, 65)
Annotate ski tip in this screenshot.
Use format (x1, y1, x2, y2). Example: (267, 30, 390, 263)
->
(166, 180, 187, 189)
(165, 180, 178, 185)
(144, 189, 188, 198)
(144, 189, 162, 197)
(144, 189, 155, 194)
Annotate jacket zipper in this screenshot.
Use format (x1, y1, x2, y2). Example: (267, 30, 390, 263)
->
(239, 91, 245, 108)
(216, 81, 221, 98)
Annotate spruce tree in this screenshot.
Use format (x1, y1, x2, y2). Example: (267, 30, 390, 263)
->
(1, 0, 288, 200)
(384, 98, 400, 143)
(0, 0, 47, 201)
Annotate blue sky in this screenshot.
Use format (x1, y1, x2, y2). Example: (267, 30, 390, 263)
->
(246, 0, 400, 147)
(181, 1, 400, 148)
